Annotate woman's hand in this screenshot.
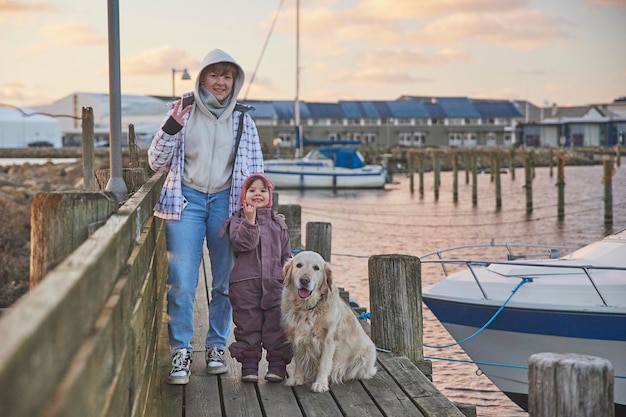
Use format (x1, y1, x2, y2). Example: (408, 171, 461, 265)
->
(171, 99, 192, 125)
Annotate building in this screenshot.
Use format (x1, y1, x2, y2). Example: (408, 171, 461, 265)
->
(0, 106, 62, 148)
(243, 96, 524, 150)
(32, 93, 167, 148)
(516, 100, 626, 147)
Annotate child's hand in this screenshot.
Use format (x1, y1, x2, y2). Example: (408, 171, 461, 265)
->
(244, 204, 256, 225)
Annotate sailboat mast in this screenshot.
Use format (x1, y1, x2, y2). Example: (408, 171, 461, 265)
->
(294, 0, 302, 157)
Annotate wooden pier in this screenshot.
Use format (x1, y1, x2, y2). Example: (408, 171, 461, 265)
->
(152, 249, 472, 417)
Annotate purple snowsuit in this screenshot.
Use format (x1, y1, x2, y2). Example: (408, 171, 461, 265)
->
(224, 207, 292, 366)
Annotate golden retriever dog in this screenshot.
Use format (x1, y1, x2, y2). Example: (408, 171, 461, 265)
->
(281, 250, 377, 392)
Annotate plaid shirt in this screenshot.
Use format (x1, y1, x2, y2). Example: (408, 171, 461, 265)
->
(148, 93, 264, 220)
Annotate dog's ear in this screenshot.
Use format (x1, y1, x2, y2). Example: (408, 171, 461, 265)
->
(323, 261, 333, 292)
(283, 257, 294, 286)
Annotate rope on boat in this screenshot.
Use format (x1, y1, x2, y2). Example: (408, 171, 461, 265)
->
(423, 277, 533, 349)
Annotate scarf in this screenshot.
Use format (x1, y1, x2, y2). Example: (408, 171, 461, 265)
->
(199, 86, 231, 118)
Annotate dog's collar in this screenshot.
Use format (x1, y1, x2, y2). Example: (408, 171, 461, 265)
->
(306, 292, 326, 311)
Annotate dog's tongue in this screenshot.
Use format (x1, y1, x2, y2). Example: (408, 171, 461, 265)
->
(298, 288, 312, 299)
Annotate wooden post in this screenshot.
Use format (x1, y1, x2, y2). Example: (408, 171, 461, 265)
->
(495, 152, 501, 210)
(29, 191, 117, 288)
(525, 151, 533, 214)
(471, 151, 478, 206)
(465, 151, 470, 185)
(603, 157, 613, 225)
(95, 167, 148, 194)
(418, 152, 424, 198)
(616, 144, 621, 167)
(276, 204, 302, 250)
(509, 147, 516, 181)
(528, 352, 614, 417)
(128, 123, 139, 168)
(452, 152, 458, 203)
(557, 153, 565, 221)
(409, 153, 414, 194)
(433, 152, 440, 201)
(368, 254, 423, 364)
(81, 107, 95, 191)
(305, 222, 332, 262)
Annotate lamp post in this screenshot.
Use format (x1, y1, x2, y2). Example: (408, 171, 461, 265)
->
(172, 68, 191, 99)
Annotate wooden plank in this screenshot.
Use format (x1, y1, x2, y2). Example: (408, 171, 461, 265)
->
(185, 351, 222, 417)
(221, 371, 264, 417)
(377, 353, 465, 417)
(361, 368, 425, 417)
(257, 382, 303, 417)
(329, 379, 384, 417)
(293, 385, 343, 417)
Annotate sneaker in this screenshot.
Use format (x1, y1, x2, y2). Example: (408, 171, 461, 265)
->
(205, 347, 228, 375)
(265, 361, 287, 382)
(167, 348, 192, 385)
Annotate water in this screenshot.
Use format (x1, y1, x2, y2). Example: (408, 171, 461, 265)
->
(276, 161, 626, 417)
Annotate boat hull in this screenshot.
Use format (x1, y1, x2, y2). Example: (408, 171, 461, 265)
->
(423, 297, 626, 416)
(264, 164, 388, 189)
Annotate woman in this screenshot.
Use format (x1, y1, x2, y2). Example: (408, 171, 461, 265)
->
(148, 48, 264, 385)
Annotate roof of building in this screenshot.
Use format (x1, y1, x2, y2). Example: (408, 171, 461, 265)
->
(241, 97, 523, 120)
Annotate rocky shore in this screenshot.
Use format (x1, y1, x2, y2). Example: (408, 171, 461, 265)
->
(0, 157, 110, 310)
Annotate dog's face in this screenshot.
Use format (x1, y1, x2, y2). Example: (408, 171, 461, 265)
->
(283, 251, 333, 300)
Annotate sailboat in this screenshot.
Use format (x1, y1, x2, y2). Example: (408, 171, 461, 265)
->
(263, 0, 389, 190)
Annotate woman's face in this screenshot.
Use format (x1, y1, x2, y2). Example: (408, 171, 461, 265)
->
(201, 69, 234, 103)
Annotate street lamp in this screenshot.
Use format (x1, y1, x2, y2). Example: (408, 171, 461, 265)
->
(172, 68, 191, 99)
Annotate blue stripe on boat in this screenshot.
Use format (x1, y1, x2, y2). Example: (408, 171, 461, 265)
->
(423, 297, 626, 341)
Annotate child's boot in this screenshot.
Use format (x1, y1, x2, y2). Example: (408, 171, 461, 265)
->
(265, 350, 288, 382)
(240, 350, 259, 383)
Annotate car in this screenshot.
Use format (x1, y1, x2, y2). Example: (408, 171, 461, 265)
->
(27, 141, 54, 147)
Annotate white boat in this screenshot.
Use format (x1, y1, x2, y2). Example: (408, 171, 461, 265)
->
(421, 230, 626, 416)
(264, 147, 389, 189)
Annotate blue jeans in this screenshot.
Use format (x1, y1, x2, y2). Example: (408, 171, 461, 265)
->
(165, 186, 234, 354)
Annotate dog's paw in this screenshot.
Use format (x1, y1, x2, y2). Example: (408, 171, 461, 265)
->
(311, 381, 329, 392)
(285, 377, 303, 387)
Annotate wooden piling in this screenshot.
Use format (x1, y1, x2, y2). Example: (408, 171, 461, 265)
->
(465, 152, 470, 184)
(525, 151, 533, 213)
(29, 191, 117, 288)
(452, 152, 458, 203)
(409, 153, 415, 194)
(81, 107, 95, 191)
(603, 157, 613, 225)
(276, 204, 303, 250)
(305, 222, 332, 262)
(419, 152, 425, 197)
(368, 254, 423, 364)
(509, 147, 516, 180)
(528, 352, 614, 417)
(433, 152, 440, 201)
(471, 151, 478, 206)
(494, 152, 501, 210)
(557, 153, 565, 221)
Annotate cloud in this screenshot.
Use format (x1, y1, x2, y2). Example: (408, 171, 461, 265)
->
(584, 0, 626, 7)
(332, 68, 427, 85)
(411, 9, 571, 49)
(354, 48, 472, 68)
(0, 0, 56, 12)
(122, 47, 199, 76)
(0, 0, 56, 23)
(353, 0, 529, 20)
(40, 22, 105, 46)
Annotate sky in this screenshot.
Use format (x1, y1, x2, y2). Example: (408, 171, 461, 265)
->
(1, 0, 625, 109)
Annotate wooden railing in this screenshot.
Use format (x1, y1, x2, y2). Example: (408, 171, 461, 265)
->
(0, 171, 167, 417)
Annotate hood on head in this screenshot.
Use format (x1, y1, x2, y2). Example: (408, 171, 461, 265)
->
(240, 172, 274, 208)
(193, 49, 245, 111)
